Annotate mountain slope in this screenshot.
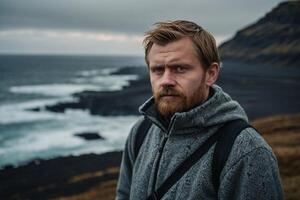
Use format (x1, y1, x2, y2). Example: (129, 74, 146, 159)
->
(219, 1, 300, 67)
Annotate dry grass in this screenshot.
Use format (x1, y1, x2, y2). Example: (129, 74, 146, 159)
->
(53, 180, 118, 200)
(52, 166, 119, 200)
(252, 113, 300, 200)
(68, 167, 120, 184)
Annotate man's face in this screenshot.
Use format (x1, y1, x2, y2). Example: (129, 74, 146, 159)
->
(148, 37, 211, 118)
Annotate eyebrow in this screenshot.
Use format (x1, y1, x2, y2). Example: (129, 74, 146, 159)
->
(169, 63, 192, 68)
(150, 63, 192, 68)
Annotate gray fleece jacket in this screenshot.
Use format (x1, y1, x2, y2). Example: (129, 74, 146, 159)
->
(116, 85, 283, 200)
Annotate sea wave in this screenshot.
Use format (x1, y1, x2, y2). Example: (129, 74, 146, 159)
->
(0, 63, 142, 168)
(9, 84, 101, 97)
(71, 74, 138, 89)
(9, 74, 138, 97)
(76, 68, 119, 77)
(0, 111, 138, 168)
(76, 69, 99, 77)
(0, 98, 70, 125)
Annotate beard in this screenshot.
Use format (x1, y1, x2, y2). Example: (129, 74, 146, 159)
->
(153, 82, 208, 118)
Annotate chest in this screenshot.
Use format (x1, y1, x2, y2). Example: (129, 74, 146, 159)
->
(130, 127, 217, 199)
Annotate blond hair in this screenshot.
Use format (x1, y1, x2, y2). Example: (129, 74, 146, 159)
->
(143, 20, 220, 69)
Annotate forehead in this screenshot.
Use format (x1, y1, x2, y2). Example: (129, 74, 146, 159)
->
(148, 37, 200, 66)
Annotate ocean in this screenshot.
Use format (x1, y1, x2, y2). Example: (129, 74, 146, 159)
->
(0, 55, 145, 168)
(0, 55, 300, 168)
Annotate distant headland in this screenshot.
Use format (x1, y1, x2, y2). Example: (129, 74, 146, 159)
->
(219, 1, 300, 67)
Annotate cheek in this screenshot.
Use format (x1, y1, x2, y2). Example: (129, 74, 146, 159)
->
(150, 75, 161, 89)
(150, 79, 159, 94)
(181, 78, 203, 94)
(150, 77, 155, 88)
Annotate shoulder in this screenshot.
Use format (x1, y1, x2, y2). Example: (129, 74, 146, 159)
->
(223, 127, 278, 174)
(235, 127, 274, 153)
(219, 127, 283, 198)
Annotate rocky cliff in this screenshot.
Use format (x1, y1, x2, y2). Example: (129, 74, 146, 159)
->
(219, 1, 300, 67)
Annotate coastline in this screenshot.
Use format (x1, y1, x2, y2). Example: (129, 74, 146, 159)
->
(31, 62, 300, 119)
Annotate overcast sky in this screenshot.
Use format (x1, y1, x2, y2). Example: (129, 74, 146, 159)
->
(0, 0, 285, 55)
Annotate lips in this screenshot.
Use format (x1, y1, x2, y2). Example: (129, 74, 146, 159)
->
(159, 94, 181, 101)
(159, 91, 182, 99)
(160, 94, 180, 97)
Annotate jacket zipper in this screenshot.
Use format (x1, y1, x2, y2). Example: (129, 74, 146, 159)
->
(151, 133, 169, 193)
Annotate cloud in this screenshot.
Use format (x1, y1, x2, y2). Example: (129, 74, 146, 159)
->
(0, 0, 285, 54)
(0, 29, 142, 42)
(0, 29, 144, 55)
(0, 0, 285, 35)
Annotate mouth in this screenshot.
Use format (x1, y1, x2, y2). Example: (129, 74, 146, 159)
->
(160, 95, 180, 100)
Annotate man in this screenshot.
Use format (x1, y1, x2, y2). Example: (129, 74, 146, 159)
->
(116, 20, 283, 200)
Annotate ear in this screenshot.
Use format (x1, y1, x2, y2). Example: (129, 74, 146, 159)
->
(205, 62, 220, 86)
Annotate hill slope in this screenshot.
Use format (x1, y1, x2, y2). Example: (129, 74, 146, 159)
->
(219, 1, 300, 67)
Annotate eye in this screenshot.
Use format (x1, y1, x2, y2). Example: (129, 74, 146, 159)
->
(151, 66, 164, 75)
(174, 65, 186, 73)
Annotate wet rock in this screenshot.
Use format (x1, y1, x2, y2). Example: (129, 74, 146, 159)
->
(74, 132, 105, 141)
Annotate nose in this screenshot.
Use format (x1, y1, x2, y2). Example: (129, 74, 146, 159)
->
(160, 70, 176, 87)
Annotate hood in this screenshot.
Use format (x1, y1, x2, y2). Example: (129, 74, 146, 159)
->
(139, 84, 248, 135)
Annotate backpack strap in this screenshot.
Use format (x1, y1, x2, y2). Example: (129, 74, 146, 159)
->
(212, 119, 251, 191)
(146, 119, 251, 200)
(133, 117, 152, 159)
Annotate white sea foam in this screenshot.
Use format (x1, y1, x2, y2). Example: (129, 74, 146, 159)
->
(76, 68, 120, 77)
(100, 68, 120, 75)
(10, 73, 138, 97)
(89, 74, 138, 90)
(76, 69, 99, 77)
(71, 74, 138, 91)
(9, 84, 101, 97)
(3, 72, 138, 125)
